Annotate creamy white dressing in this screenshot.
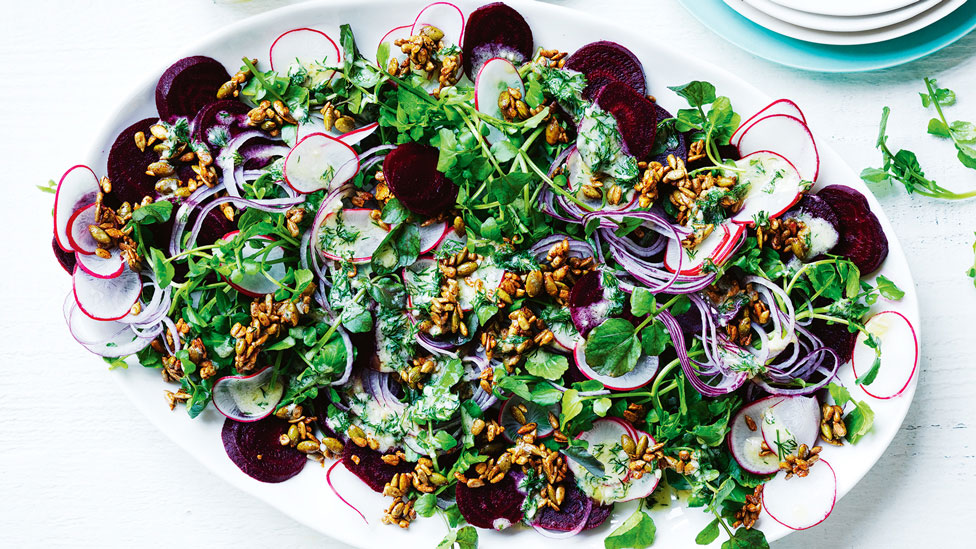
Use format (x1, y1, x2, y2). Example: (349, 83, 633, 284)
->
(795, 213, 839, 258)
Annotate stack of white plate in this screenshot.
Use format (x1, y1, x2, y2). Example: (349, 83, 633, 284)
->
(723, 0, 967, 45)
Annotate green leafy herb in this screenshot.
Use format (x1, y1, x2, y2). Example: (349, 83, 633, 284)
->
(584, 318, 641, 377)
(129, 200, 174, 225)
(922, 77, 976, 170)
(827, 382, 875, 444)
(524, 348, 569, 380)
(604, 507, 656, 549)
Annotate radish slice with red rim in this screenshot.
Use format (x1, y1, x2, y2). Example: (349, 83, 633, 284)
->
(474, 57, 524, 142)
(376, 25, 412, 68)
(418, 221, 450, 254)
(54, 165, 99, 252)
(284, 132, 359, 194)
(731, 98, 807, 147)
(728, 395, 786, 475)
(218, 232, 288, 297)
(663, 221, 736, 275)
(338, 122, 379, 148)
(411, 2, 465, 47)
(760, 396, 821, 456)
(737, 114, 819, 181)
(499, 395, 556, 442)
(852, 310, 918, 399)
(269, 27, 341, 84)
(73, 265, 141, 321)
(548, 319, 583, 352)
(574, 344, 659, 391)
(730, 151, 805, 225)
(76, 247, 125, 279)
(762, 459, 837, 530)
(212, 366, 285, 422)
(316, 208, 390, 264)
(66, 203, 98, 255)
(568, 417, 657, 504)
(66, 299, 130, 346)
(403, 256, 440, 309)
(618, 427, 661, 502)
(455, 258, 506, 311)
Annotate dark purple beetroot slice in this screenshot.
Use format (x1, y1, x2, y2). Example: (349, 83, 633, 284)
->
(650, 104, 688, 165)
(565, 41, 646, 101)
(815, 185, 889, 273)
(342, 443, 414, 493)
(196, 208, 237, 246)
(240, 136, 288, 170)
(585, 504, 613, 530)
(105, 117, 160, 209)
(462, 2, 533, 79)
(785, 194, 839, 229)
(53, 236, 76, 274)
(455, 472, 524, 529)
(808, 316, 857, 365)
(191, 99, 251, 148)
(382, 142, 459, 217)
(533, 471, 606, 531)
(156, 56, 230, 121)
(221, 416, 306, 483)
(595, 81, 658, 161)
(569, 270, 609, 336)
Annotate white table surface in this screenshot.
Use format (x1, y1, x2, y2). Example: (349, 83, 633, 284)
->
(2, 0, 974, 547)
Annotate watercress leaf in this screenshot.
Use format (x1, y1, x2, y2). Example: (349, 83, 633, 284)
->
(950, 120, 976, 143)
(150, 248, 175, 289)
(669, 295, 693, 316)
(130, 200, 173, 225)
(265, 336, 296, 351)
(669, 80, 717, 108)
(481, 217, 501, 241)
(490, 139, 520, 163)
(435, 430, 458, 451)
(845, 401, 875, 444)
(371, 223, 421, 275)
(593, 397, 612, 417)
(722, 526, 769, 549)
(827, 382, 853, 408)
(956, 143, 976, 169)
(640, 321, 671, 357)
(604, 508, 656, 549)
(529, 383, 563, 406)
(629, 287, 655, 317)
(294, 268, 314, 292)
(584, 318, 640, 377)
(414, 493, 437, 517)
(875, 275, 905, 300)
(560, 389, 584, 428)
(453, 526, 479, 549)
(563, 443, 606, 478)
(525, 348, 569, 380)
(695, 518, 721, 545)
(340, 301, 373, 333)
(490, 173, 535, 205)
(927, 118, 951, 138)
(381, 198, 409, 225)
(860, 167, 890, 184)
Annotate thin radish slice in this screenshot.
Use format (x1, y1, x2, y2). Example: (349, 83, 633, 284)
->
(219, 232, 287, 297)
(284, 132, 359, 194)
(663, 221, 735, 275)
(731, 99, 807, 147)
(574, 344, 659, 391)
(568, 418, 648, 504)
(565, 149, 638, 213)
(760, 396, 821, 456)
(456, 259, 506, 311)
(269, 27, 341, 84)
(73, 266, 141, 321)
(411, 2, 465, 47)
(76, 247, 125, 279)
(852, 310, 919, 399)
(82, 327, 154, 358)
(730, 151, 805, 225)
(500, 396, 556, 442)
(66, 299, 130, 345)
(213, 366, 285, 422)
(619, 427, 661, 502)
(474, 57, 524, 142)
(762, 459, 837, 530)
(419, 221, 450, 254)
(66, 203, 98, 255)
(548, 320, 583, 352)
(737, 114, 819, 181)
(316, 208, 390, 264)
(339, 122, 379, 148)
(54, 165, 99, 252)
(729, 395, 787, 475)
(376, 25, 411, 68)
(403, 256, 440, 309)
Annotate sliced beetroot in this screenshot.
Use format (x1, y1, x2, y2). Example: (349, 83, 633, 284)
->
(569, 270, 608, 336)
(197, 208, 237, 246)
(156, 56, 231, 121)
(585, 504, 613, 530)
(342, 443, 414, 493)
(455, 472, 524, 529)
(595, 81, 658, 161)
(191, 99, 251, 149)
(651, 104, 688, 165)
(105, 117, 160, 208)
(533, 471, 607, 531)
(785, 194, 839, 229)
(53, 236, 76, 274)
(815, 185, 889, 273)
(221, 416, 306, 483)
(462, 2, 533, 79)
(565, 41, 646, 100)
(809, 316, 857, 364)
(382, 142, 459, 217)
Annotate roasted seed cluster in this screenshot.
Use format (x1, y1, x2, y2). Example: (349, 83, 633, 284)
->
(274, 405, 339, 463)
(231, 290, 312, 373)
(389, 26, 461, 97)
(779, 443, 822, 479)
(137, 123, 219, 202)
(320, 101, 356, 134)
(820, 403, 847, 446)
(246, 99, 297, 138)
(216, 64, 252, 100)
(757, 217, 811, 259)
(88, 180, 145, 270)
(733, 485, 764, 530)
(704, 279, 770, 348)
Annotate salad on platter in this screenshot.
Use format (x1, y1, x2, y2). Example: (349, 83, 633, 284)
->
(48, 2, 919, 547)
